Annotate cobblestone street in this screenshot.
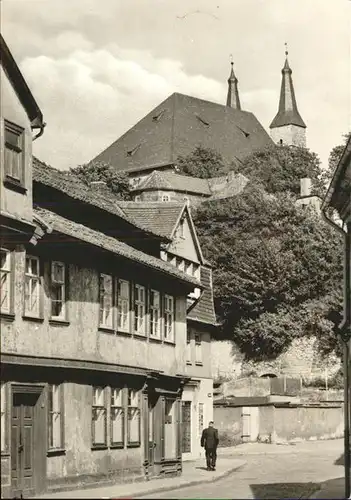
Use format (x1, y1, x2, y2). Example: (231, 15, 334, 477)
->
(139, 439, 345, 499)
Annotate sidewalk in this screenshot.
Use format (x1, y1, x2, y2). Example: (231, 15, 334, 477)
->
(33, 457, 246, 499)
(308, 477, 350, 499)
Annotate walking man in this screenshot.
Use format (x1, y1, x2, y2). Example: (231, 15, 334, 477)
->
(201, 421, 219, 471)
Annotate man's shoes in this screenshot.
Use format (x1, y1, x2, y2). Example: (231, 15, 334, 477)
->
(206, 466, 211, 471)
(212, 467, 216, 471)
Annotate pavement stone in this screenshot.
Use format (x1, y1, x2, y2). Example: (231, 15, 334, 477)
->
(33, 457, 246, 499)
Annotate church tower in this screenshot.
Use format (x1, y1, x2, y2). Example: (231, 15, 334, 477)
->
(270, 46, 306, 147)
(226, 61, 241, 110)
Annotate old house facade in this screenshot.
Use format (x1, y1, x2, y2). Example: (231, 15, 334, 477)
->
(118, 202, 218, 461)
(0, 37, 202, 498)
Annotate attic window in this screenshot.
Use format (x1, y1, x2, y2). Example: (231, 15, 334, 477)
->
(152, 109, 166, 122)
(195, 114, 210, 127)
(236, 126, 250, 138)
(127, 144, 141, 157)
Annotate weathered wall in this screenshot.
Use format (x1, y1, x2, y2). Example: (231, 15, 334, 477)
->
(185, 329, 212, 380)
(0, 66, 33, 222)
(211, 337, 340, 382)
(271, 124, 306, 148)
(1, 246, 188, 377)
(214, 406, 242, 447)
(133, 190, 205, 207)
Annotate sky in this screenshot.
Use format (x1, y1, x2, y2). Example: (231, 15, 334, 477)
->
(2, 0, 350, 171)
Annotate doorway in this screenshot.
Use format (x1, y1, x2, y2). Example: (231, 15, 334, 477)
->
(147, 393, 158, 476)
(11, 386, 46, 498)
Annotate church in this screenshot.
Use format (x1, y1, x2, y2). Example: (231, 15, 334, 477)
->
(91, 48, 307, 199)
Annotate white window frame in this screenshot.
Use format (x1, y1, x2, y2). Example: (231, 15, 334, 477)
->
(116, 279, 130, 333)
(92, 387, 107, 447)
(162, 194, 170, 202)
(50, 261, 66, 320)
(99, 273, 113, 329)
(48, 384, 64, 450)
(110, 388, 124, 447)
(24, 255, 40, 317)
(4, 120, 24, 183)
(195, 333, 203, 365)
(0, 248, 11, 314)
(127, 389, 140, 446)
(134, 284, 146, 335)
(164, 294, 175, 342)
(149, 289, 161, 337)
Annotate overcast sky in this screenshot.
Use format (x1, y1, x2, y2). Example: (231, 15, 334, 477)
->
(2, 0, 350, 170)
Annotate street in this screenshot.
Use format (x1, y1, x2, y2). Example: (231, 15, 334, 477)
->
(139, 439, 344, 499)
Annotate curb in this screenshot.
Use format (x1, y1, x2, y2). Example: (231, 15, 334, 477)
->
(119, 460, 246, 499)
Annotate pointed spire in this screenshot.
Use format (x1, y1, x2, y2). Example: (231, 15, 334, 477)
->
(270, 44, 306, 129)
(226, 56, 241, 110)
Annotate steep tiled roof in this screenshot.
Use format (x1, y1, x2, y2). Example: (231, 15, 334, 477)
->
(188, 266, 217, 326)
(92, 92, 273, 173)
(118, 201, 184, 239)
(32, 157, 169, 241)
(34, 207, 201, 288)
(133, 170, 211, 196)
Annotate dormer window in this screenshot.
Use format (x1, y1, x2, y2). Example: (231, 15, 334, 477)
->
(4, 120, 25, 188)
(127, 144, 141, 157)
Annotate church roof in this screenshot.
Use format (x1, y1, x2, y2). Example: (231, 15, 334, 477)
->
(270, 55, 306, 129)
(92, 92, 273, 173)
(132, 170, 212, 196)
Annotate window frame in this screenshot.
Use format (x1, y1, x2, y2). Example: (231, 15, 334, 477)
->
(116, 279, 131, 333)
(24, 255, 41, 318)
(127, 389, 141, 447)
(186, 330, 192, 364)
(0, 248, 12, 315)
(92, 386, 107, 448)
(134, 284, 146, 335)
(149, 289, 161, 338)
(50, 261, 67, 322)
(3, 120, 25, 187)
(161, 194, 170, 202)
(195, 333, 203, 365)
(164, 294, 175, 343)
(110, 388, 125, 448)
(99, 273, 114, 330)
(47, 384, 65, 452)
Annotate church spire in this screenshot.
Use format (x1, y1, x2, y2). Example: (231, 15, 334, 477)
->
(226, 57, 241, 110)
(270, 44, 306, 147)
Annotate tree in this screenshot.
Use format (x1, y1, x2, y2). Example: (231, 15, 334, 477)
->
(232, 144, 324, 196)
(194, 183, 343, 361)
(176, 146, 227, 178)
(320, 132, 351, 190)
(70, 161, 132, 200)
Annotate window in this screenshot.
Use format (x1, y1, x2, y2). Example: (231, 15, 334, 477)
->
(48, 384, 64, 450)
(0, 248, 11, 313)
(116, 280, 130, 332)
(99, 274, 113, 328)
(24, 256, 40, 317)
(50, 261, 66, 320)
(198, 403, 204, 436)
(4, 120, 24, 182)
(195, 334, 202, 365)
(186, 330, 192, 364)
(127, 389, 140, 445)
(1, 383, 7, 452)
(164, 295, 174, 342)
(134, 284, 145, 334)
(110, 388, 124, 447)
(149, 290, 160, 337)
(162, 194, 170, 202)
(92, 387, 107, 447)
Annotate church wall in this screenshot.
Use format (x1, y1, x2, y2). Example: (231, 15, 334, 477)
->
(271, 125, 306, 148)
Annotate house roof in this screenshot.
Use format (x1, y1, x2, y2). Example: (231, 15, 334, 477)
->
(0, 35, 44, 130)
(32, 157, 170, 241)
(270, 56, 306, 129)
(188, 266, 217, 326)
(132, 170, 212, 196)
(34, 206, 201, 288)
(92, 92, 273, 173)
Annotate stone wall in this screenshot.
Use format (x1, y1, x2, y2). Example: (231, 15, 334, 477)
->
(271, 124, 306, 148)
(211, 337, 340, 383)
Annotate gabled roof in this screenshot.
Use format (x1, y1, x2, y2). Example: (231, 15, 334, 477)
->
(132, 170, 211, 196)
(32, 158, 170, 241)
(92, 92, 273, 173)
(188, 266, 217, 326)
(34, 206, 201, 288)
(270, 55, 306, 129)
(0, 35, 44, 130)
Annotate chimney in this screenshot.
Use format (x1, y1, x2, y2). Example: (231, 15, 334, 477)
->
(300, 178, 311, 197)
(90, 181, 107, 193)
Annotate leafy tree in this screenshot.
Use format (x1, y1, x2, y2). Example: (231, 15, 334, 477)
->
(320, 132, 351, 190)
(194, 183, 343, 361)
(176, 146, 227, 178)
(70, 161, 131, 200)
(232, 144, 324, 196)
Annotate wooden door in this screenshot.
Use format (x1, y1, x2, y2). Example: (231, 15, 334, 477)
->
(11, 390, 44, 498)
